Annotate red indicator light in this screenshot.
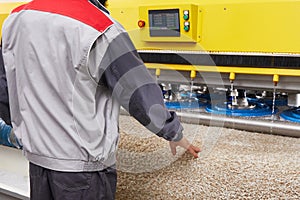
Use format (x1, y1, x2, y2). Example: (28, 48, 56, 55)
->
(138, 20, 146, 28)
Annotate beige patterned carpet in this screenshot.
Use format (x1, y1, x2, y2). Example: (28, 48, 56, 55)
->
(116, 115, 300, 200)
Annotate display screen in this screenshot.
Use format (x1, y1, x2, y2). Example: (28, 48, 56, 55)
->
(149, 9, 180, 37)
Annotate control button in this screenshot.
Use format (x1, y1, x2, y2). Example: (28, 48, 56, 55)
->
(184, 21, 190, 32)
(138, 20, 146, 28)
(183, 10, 189, 20)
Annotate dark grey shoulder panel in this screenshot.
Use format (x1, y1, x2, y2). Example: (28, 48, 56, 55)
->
(99, 31, 137, 76)
(103, 50, 144, 90)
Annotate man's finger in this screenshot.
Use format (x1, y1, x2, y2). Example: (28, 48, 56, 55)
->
(170, 143, 177, 155)
(188, 146, 200, 158)
(191, 145, 201, 153)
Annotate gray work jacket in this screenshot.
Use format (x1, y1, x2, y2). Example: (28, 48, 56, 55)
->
(2, 0, 183, 172)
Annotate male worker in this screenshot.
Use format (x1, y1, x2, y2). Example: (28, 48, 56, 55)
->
(1, 0, 200, 199)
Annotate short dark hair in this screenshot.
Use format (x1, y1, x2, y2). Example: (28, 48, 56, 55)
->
(99, 0, 107, 6)
(90, 0, 107, 8)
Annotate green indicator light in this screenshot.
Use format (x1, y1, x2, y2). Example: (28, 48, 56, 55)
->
(183, 10, 189, 20)
(184, 21, 190, 32)
(184, 25, 190, 32)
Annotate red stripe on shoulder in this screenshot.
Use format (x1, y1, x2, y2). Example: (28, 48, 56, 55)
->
(11, 0, 113, 32)
(11, 4, 27, 13)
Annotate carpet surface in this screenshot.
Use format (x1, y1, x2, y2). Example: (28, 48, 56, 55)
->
(116, 115, 300, 199)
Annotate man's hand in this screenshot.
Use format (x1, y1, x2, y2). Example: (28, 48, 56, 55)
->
(169, 136, 201, 158)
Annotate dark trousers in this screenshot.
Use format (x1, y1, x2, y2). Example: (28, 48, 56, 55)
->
(29, 162, 117, 200)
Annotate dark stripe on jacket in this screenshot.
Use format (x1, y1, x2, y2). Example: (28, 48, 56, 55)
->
(99, 34, 183, 141)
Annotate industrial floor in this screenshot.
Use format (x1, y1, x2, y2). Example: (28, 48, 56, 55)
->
(116, 115, 300, 200)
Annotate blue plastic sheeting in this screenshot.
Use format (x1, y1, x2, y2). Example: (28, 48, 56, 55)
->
(280, 107, 300, 123)
(206, 102, 278, 117)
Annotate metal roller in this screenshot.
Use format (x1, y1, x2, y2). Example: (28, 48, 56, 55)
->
(178, 111, 300, 138)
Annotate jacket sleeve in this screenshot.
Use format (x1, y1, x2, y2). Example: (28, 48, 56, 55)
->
(90, 27, 183, 141)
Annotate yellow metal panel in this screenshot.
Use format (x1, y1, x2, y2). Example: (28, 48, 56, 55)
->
(109, 0, 300, 54)
(2, 0, 299, 54)
(200, 1, 300, 54)
(1, 0, 300, 79)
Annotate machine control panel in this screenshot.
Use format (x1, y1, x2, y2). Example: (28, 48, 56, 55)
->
(139, 4, 200, 42)
(148, 9, 180, 37)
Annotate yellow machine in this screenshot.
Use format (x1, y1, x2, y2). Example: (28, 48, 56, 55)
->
(106, 0, 300, 137)
(107, 0, 300, 93)
(2, 0, 300, 92)
(1, 1, 300, 87)
(1, 0, 300, 135)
